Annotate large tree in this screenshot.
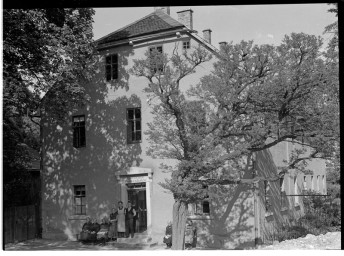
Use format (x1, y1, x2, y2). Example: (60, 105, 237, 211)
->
(3, 8, 95, 205)
(137, 32, 337, 249)
(131, 31, 339, 249)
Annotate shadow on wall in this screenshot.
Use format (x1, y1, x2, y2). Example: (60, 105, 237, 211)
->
(42, 45, 143, 237)
(194, 158, 255, 249)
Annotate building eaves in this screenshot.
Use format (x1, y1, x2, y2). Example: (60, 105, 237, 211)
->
(95, 10, 185, 46)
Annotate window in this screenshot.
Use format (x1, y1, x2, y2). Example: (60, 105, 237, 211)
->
(149, 46, 163, 73)
(303, 176, 307, 190)
(127, 108, 141, 143)
(73, 115, 86, 148)
(105, 54, 118, 81)
(73, 185, 86, 215)
(264, 180, 272, 212)
(322, 175, 326, 194)
(317, 175, 320, 192)
(183, 40, 190, 50)
(194, 200, 210, 215)
(311, 176, 314, 190)
(294, 177, 299, 205)
(280, 177, 288, 209)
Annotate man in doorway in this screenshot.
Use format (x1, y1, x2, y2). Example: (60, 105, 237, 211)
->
(125, 201, 136, 238)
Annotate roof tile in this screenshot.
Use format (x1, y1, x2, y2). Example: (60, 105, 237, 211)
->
(97, 10, 184, 45)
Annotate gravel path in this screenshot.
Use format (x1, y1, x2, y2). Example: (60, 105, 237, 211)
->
(258, 232, 341, 250)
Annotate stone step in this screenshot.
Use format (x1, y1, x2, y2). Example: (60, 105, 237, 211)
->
(117, 233, 152, 244)
(106, 240, 158, 249)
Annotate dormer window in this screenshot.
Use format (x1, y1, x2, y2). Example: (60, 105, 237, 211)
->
(106, 54, 118, 81)
(183, 40, 190, 50)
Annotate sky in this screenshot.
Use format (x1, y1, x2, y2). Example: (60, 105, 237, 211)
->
(92, 4, 337, 48)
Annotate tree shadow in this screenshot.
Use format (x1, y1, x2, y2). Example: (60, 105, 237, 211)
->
(41, 45, 143, 238)
(191, 158, 255, 249)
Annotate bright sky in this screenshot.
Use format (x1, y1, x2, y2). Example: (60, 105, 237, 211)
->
(92, 4, 337, 48)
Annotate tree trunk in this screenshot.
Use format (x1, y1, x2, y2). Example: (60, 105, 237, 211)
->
(172, 200, 188, 250)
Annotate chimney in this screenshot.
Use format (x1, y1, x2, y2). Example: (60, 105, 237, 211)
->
(154, 7, 170, 15)
(177, 9, 193, 30)
(203, 29, 212, 44)
(219, 41, 228, 48)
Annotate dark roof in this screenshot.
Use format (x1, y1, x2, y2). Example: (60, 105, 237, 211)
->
(96, 10, 185, 45)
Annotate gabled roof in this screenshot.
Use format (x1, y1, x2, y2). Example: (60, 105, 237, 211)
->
(96, 10, 185, 45)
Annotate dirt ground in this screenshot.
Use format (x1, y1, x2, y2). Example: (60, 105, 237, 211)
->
(4, 232, 341, 250)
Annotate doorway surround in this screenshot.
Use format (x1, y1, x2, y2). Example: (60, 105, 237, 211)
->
(115, 167, 153, 235)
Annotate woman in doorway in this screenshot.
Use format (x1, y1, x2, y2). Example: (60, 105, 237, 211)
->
(116, 201, 126, 238)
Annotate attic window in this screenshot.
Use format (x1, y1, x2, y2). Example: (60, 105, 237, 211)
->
(183, 40, 190, 49)
(105, 54, 118, 81)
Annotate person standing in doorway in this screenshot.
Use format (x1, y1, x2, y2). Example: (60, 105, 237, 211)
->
(117, 201, 126, 238)
(125, 201, 136, 238)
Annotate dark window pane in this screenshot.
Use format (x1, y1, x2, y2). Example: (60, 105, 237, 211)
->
(157, 46, 163, 53)
(136, 121, 141, 131)
(80, 127, 86, 146)
(112, 64, 118, 79)
(136, 132, 141, 141)
(202, 201, 210, 214)
(128, 120, 134, 132)
(135, 109, 141, 119)
(128, 109, 134, 120)
(112, 54, 118, 64)
(73, 128, 78, 147)
(106, 65, 111, 81)
(106, 56, 111, 64)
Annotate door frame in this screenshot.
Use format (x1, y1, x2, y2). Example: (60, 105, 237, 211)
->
(115, 167, 153, 235)
(127, 187, 147, 233)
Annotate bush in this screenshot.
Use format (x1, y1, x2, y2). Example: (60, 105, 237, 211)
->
(265, 191, 341, 244)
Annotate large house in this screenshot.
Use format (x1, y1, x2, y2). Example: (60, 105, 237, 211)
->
(41, 7, 327, 248)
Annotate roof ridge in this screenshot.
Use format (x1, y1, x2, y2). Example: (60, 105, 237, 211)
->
(95, 11, 157, 43)
(95, 10, 185, 45)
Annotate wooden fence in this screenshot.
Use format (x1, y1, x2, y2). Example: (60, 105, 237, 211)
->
(4, 205, 37, 244)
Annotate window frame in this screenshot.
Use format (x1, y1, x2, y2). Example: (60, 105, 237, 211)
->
(127, 108, 142, 144)
(105, 54, 119, 81)
(73, 185, 86, 216)
(183, 40, 191, 50)
(149, 45, 164, 73)
(73, 115, 86, 148)
(264, 180, 272, 212)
